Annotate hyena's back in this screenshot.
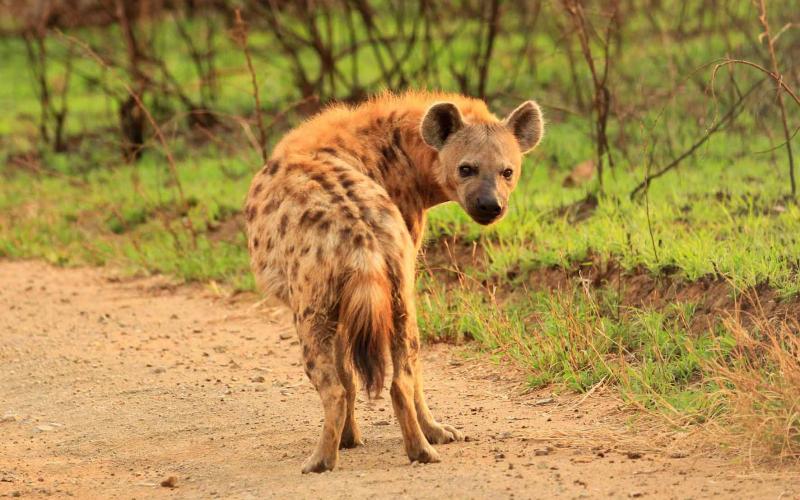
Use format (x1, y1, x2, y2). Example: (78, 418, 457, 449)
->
(245, 153, 413, 394)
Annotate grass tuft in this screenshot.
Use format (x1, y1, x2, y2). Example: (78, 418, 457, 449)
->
(704, 311, 800, 463)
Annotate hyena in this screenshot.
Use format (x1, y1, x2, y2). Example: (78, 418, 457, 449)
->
(245, 91, 543, 473)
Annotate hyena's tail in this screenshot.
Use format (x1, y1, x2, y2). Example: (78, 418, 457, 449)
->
(339, 247, 393, 398)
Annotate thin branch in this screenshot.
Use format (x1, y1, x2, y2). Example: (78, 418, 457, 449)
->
(711, 59, 800, 107)
(57, 30, 198, 246)
(630, 79, 764, 200)
(233, 8, 268, 163)
(757, 0, 796, 197)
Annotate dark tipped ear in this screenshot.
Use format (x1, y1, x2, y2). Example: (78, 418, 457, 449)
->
(503, 100, 544, 153)
(420, 102, 465, 151)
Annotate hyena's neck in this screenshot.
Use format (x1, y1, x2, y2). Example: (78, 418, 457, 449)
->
(376, 112, 448, 246)
(278, 100, 458, 245)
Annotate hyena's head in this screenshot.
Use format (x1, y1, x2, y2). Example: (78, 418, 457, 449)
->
(421, 100, 544, 225)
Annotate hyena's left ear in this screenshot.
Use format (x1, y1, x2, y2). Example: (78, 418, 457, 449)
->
(421, 102, 465, 151)
(503, 100, 544, 153)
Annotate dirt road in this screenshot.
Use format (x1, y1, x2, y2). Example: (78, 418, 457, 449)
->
(1, 261, 797, 499)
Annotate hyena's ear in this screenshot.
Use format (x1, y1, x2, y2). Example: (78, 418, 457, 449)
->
(421, 102, 465, 151)
(503, 100, 544, 153)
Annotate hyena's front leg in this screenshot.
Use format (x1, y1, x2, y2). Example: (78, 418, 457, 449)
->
(334, 337, 364, 449)
(399, 285, 465, 446)
(413, 355, 465, 445)
(389, 333, 440, 464)
(298, 319, 347, 473)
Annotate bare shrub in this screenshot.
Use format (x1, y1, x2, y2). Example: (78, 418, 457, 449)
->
(20, 2, 76, 153)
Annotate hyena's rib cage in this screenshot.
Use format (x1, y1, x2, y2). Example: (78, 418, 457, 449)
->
(245, 91, 543, 473)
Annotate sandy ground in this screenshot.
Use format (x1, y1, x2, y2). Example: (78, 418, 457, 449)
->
(1, 260, 798, 499)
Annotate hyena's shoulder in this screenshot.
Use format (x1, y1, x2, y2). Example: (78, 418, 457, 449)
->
(271, 91, 497, 160)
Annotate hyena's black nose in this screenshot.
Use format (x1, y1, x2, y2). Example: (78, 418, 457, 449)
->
(476, 196, 502, 217)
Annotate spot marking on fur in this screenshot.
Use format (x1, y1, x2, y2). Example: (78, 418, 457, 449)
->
(299, 209, 325, 227)
(262, 198, 281, 215)
(279, 214, 289, 236)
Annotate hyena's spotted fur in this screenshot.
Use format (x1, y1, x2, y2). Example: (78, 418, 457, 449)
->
(245, 91, 543, 473)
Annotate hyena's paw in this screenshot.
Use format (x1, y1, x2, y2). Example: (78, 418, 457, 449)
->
(408, 443, 441, 464)
(339, 426, 365, 449)
(423, 422, 465, 445)
(301, 451, 337, 474)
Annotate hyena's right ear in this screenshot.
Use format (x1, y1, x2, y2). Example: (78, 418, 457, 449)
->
(421, 102, 465, 151)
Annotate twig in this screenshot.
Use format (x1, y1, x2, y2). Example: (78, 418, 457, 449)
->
(562, 0, 618, 190)
(233, 9, 268, 163)
(711, 59, 800, 106)
(644, 146, 659, 262)
(630, 79, 764, 200)
(567, 376, 607, 410)
(477, 0, 502, 99)
(57, 30, 198, 247)
(757, 0, 796, 197)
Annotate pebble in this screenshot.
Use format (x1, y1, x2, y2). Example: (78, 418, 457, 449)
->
(161, 476, 178, 488)
(626, 451, 643, 459)
(534, 448, 550, 456)
(668, 450, 688, 459)
(251, 376, 266, 383)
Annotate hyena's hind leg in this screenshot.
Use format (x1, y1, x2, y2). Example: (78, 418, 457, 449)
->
(334, 335, 364, 449)
(298, 317, 347, 473)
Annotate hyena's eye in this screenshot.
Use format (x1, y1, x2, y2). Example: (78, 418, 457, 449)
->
(458, 164, 476, 178)
(502, 168, 514, 180)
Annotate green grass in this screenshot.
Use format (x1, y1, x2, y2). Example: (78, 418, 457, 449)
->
(0, 144, 258, 290)
(417, 275, 731, 419)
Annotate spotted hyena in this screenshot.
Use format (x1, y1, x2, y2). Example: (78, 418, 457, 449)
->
(245, 91, 543, 473)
